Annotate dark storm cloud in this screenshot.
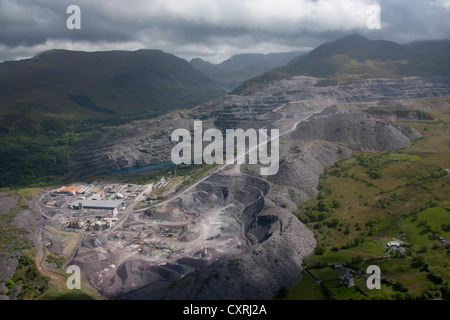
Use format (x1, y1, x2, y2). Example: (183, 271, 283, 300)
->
(376, 0, 450, 43)
(0, 0, 449, 63)
(0, 0, 64, 46)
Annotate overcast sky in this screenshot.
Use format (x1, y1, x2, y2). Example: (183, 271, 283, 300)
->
(1, 0, 449, 63)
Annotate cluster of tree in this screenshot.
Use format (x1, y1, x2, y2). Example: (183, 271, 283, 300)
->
(363, 219, 380, 236)
(427, 271, 444, 285)
(441, 223, 450, 232)
(431, 169, 447, 179)
(374, 192, 404, 209)
(355, 153, 392, 170)
(314, 244, 327, 255)
(417, 286, 448, 300)
(317, 177, 332, 200)
(295, 200, 342, 224)
(407, 169, 448, 188)
(326, 217, 341, 229)
(391, 291, 415, 300)
(381, 279, 415, 300)
(340, 236, 366, 250)
(45, 252, 66, 269)
(0, 136, 67, 188)
(8, 253, 49, 299)
(414, 110, 434, 121)
(386, 280, 450, 300)
(367, 168, 383, 179)
(40, 119, 70, 136)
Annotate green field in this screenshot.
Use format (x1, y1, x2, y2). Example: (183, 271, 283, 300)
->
(388, 153, 422, 162)
(285, 106, 450, 300)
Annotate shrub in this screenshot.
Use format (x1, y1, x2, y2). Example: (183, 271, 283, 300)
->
(317, 200, 332, 213)
(277, 287, 288, 299)
(326, 218, 340, 229)
(411, 255, 427, 268)
(440, 284, 450, 299)
(331, 200, 342, 209)
(297, 214, 310, 223)
(314, 246, 326, 255)
(393, 282, 408, 293)
(317, 211, 330, 221)
(427, 272, 443, 284)
(5, 280, 14, 289)
(368, 169, 383, 179)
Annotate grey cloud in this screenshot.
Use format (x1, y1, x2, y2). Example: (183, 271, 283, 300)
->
(0, 0, 448, 63)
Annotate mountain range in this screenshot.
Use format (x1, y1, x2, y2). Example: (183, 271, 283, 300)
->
(0, 49, 225, 135)
(2, 34, 449, 136)
(0, 33, 449, 188)
(234, 34, 450, 94)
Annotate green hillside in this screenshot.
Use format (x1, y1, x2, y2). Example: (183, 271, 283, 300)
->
(282, 34, 449, 80)
(235, 34, 450, 94)
(0, 49, 225, 135)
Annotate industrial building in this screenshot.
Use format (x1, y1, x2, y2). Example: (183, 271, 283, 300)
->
(55, 185, 91, 196)
(69, 199, 124, 210)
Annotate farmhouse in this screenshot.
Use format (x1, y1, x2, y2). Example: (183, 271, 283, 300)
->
(342, 274, 354, 288)
(387, 241, 403, 247)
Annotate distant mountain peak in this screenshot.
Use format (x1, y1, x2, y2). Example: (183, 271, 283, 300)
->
(339, 33, 371, 41)
(0, 48, 226, 133)
(189, 57, 213, 68)
(305, 33, 378, 61)
(234, 34, 450, 94)
(190, 51, 304, 90)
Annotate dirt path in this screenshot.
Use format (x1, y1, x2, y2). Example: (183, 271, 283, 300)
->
(34, 251, 67, 287)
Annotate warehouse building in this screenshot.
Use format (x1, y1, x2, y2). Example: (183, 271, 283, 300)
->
(69, 199, 124, 210)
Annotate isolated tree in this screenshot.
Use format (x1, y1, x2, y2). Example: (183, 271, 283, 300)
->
(327, 217, 340, 228)
(331, 200, 342, 209)
(317, 200, 332, 213)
